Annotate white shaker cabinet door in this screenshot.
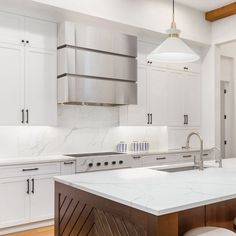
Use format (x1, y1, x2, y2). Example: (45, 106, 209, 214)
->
(0, 177, 30, 228)
(30, 174, 55, 222)
(167, 71, 185, 127)
(0, 12, 24, 45)
(25, 48, 57, 126)
(24, 17, 57, 51)
(0, 43, 24, 125)
(149, 68, 168, 126)
(183, 73, 201, 127)
(127, 66, 148, 125)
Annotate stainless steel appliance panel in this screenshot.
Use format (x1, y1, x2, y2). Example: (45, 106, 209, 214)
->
(58, 47, 75, 76)
(75, 49, 137, 82)
(75, 24, 137, 57)
(58, 76, 137, 105)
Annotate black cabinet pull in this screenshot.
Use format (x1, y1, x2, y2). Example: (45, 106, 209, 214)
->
(184, 115, 188, 125)
(183, 155, 192, 158)
(150, 114, 153, 124)
(22, 168, 39, 172)
(63, 161, 74, 165)
(147, 113, 150, 124)
(27, 179, 30, 194)
(133, 156, 141, 159)
(31, 178, 35, 194)
(26, 109, 29, 124)
(21, 109, 24, 124)
(156, 157, 166, 160)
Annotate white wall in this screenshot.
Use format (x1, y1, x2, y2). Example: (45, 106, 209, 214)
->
(33, 0, 211, 45)
(201, 46, 216, 148)
(212, 15, 236, 44)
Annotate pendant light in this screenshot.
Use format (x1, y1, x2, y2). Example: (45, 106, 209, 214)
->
(147, 0, 200, 63)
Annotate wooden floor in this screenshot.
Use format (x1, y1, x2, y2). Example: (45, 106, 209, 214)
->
(5, 226, 54, 236)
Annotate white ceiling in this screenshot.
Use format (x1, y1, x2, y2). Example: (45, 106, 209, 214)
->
(175, 0, 235, 12)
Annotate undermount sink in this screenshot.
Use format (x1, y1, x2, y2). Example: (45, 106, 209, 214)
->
(152, 165, 209, 173)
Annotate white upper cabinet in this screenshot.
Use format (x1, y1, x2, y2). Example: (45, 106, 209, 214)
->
(166, 71, 185, 127)
(25, 18, 57, 50)
(120, 41, 201, 127)
(0, 12, 24, 45)
(183, 73, 201, 127)
(0, 43, 24, 125)
(120, 66, 148, 125)
(25, 48, 57, 126)
(0, 12, 57, 126)
(148, 68, 168, 126)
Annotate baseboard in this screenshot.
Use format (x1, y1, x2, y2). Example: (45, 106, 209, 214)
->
(0, 219, 54, 235)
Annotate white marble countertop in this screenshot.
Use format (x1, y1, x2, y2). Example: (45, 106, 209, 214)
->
(128, 147, 214, 156)
(0, 147, 214, 167)
(0, 155, 76, 166)
(54, 158, 236, 216)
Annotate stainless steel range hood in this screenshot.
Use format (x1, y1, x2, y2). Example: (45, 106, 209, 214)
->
(57, 22, 137, 106)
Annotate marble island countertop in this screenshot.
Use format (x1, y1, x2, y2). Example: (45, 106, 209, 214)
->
(54, 158, 236, 216)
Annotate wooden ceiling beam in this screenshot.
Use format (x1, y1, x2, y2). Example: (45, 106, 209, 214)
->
(205, 2, 236, 22)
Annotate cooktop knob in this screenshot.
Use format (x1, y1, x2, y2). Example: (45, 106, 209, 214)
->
(112, 161, 116, 165)
(96, 162, 101, 166)
(104, 162, 109, 166)
(88, 163, 93, 167)
(119, 160, 124, 165)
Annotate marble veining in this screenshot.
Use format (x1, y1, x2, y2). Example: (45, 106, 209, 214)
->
(55, 158, 236, 216)
(0, 105, 169, 159)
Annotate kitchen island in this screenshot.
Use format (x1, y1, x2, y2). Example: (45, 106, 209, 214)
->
(54, 158, 236, 236)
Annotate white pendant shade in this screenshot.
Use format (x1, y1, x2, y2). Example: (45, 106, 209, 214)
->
(147, 37, 200, 63)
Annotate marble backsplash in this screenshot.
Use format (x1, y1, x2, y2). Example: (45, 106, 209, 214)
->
(0, 105, 168, 158)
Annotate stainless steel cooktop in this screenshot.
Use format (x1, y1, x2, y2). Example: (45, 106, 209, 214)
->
(65, 152, 122, 158)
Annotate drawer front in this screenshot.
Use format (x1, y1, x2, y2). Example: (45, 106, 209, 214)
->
(141, 154, 172, 167)
(60, 161, 76, 175)
(0, 162, 61, 179)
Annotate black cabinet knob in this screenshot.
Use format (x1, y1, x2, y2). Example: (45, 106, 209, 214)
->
(26, 40, 29, 44)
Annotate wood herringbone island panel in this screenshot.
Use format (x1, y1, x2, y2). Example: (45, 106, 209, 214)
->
(55, 182, 236, 236)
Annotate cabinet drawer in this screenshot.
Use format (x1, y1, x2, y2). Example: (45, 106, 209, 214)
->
(60, 161, 76, 175)
(141, 154, 171, 167)
(0, 162, 60, 179)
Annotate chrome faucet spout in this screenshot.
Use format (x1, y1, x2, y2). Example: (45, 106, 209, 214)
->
(185, 132, 204, 171)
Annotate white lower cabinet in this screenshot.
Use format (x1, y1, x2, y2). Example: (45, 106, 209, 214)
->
(0, 177, 29, 228)
(0, 162, 65, 229)
(30, 174, 55, 222)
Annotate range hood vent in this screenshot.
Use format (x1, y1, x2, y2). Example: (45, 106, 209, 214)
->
(57, 22, 137, 106)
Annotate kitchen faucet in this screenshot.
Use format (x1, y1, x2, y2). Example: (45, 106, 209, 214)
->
(185, 132, 204, 170)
